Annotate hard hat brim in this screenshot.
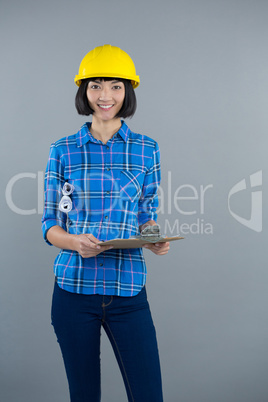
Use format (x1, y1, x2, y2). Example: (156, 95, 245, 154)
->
(74, 74, 140, 89)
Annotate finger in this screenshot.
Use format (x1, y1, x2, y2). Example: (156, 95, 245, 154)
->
(152, 243, 170, 253)
(84, 233, 100, 245)
(155, 242, 170, 248)
(82, 238, 102, 250)
(156, 244, 170, 252)
(143, 243, 153, 249)
(100, 244, 114, 251)
(153, 249, 168, 255)
(144, 243, 164, 251)
(97, 242, 114, 248)
(94, 243, 113, 253)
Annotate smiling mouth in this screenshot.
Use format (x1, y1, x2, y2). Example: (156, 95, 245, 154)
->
(98, 104, 114, 110)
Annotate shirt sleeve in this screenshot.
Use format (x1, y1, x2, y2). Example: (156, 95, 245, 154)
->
(138, 141, 161, 226)
(41, 143, 67, 245)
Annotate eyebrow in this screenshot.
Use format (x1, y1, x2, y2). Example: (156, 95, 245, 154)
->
(90, 79, 122, 84)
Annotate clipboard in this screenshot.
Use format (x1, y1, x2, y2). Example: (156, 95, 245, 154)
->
(98, 235, 184, 249)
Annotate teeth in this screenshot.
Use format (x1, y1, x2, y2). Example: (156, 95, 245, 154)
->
(98, 105, 113, 109)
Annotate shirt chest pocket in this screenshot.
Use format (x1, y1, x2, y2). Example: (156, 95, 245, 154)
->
(120, 170, 145, 203)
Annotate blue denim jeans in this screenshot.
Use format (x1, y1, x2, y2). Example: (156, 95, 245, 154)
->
(51, 281, 163, 402)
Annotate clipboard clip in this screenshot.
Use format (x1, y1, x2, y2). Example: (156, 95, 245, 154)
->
(133, 224, 164, 243)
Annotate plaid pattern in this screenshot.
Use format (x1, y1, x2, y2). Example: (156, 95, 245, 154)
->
(42, 121, 161, 296)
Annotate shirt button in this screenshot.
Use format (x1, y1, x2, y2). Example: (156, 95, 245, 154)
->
(105, 216, 108, 219)
(106, 167, 110, 171)
(100, 263, 103, 267)
(106, 191, 110, 195)
(106, 146, 109, 150)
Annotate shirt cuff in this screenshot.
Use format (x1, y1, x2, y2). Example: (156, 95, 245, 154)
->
(138, 212, 157, 227)
(42, 219, 67, 246)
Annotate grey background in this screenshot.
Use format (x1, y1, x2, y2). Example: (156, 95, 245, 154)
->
(1, 0, 267, 401)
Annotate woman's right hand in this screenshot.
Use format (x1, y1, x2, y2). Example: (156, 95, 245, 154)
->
(46, 226, 113, 258)
(73, 233, 113, 258)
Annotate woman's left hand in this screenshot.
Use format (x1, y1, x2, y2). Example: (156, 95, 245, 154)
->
(143, 242, 170, 255)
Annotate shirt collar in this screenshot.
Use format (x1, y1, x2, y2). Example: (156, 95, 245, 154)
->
(76, 120, 130, 147)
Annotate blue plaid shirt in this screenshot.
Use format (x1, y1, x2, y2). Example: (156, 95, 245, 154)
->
(42, 121, 161, 296)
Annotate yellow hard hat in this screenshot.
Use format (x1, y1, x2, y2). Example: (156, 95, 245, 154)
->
(74, 44, 140, 88)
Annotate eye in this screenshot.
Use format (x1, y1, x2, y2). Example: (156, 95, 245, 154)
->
(89, 84, 101, 90)
(112, 85, 122, 90)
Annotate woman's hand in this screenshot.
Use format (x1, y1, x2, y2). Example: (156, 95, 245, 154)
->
(46, 226, 113, 258)
(143, 242, 170, 256)
(74, 234, 113, 258)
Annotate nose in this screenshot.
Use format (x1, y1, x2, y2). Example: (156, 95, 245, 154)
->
(98, 87, 112, 101)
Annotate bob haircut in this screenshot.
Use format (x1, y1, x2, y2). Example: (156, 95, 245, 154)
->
(75, 77, 137, 118)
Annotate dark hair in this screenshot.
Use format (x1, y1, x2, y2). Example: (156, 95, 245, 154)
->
(75, 77, 137, 118)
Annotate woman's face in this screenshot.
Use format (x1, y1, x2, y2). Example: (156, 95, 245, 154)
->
(86, 79, 125, 122)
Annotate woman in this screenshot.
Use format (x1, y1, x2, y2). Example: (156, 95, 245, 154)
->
(42, 44, 170, 402)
